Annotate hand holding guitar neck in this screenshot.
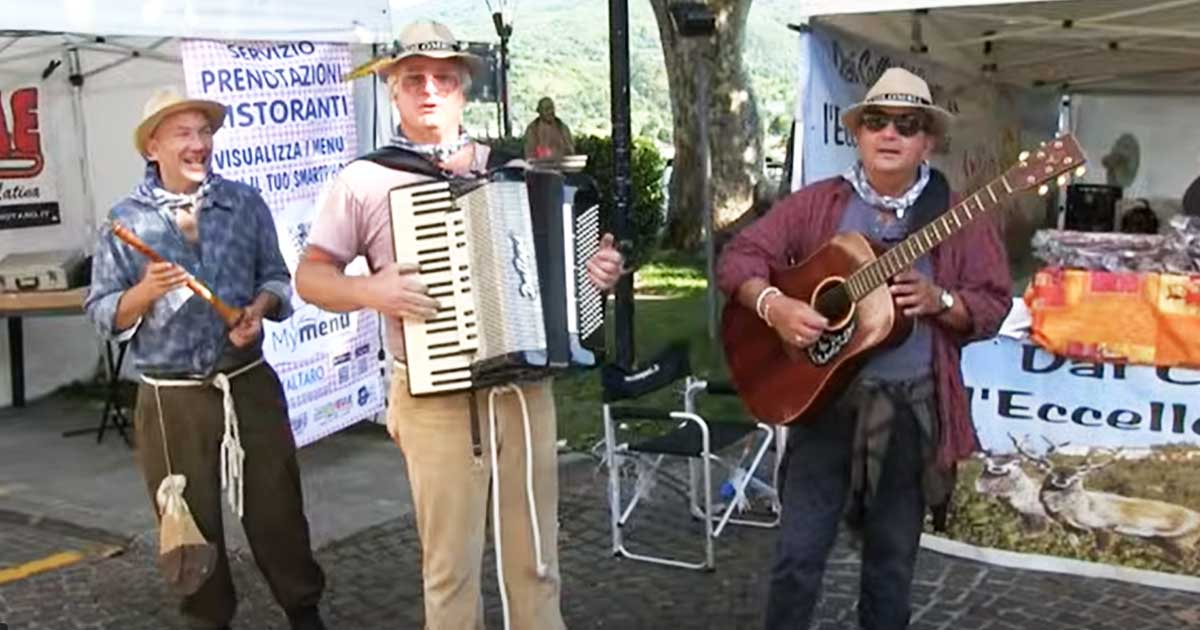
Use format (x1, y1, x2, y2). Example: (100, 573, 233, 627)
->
(108, 220, 245, 328)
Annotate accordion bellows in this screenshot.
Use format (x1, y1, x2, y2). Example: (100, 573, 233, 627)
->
(391, 169, 605, 395)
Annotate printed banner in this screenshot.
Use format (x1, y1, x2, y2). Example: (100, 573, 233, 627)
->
(0, 83, 60, 229)
(793, 25, 1058, 194)
(964, 336, 1200, 451)
(182, 40, 383, 447)
(948, 335, 1200, 579)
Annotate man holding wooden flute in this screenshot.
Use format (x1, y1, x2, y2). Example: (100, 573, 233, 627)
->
(84, 88, 327, 630)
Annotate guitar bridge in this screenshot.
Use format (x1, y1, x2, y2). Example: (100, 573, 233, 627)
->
(807, 320, 855, 366)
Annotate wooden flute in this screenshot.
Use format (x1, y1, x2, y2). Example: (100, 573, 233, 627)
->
(108, 220, 245, 327)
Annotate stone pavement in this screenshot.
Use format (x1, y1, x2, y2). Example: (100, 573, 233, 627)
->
(0, 395, 410, 552)
(2, 463, 1199, 630)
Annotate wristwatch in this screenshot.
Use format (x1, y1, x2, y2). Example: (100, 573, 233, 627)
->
(938, 288, 956, 313)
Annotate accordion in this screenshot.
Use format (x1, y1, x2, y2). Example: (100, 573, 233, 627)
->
(390, 165, 606, 395)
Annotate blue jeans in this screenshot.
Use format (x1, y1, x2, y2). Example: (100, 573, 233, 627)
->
(764, 395, 926, 630)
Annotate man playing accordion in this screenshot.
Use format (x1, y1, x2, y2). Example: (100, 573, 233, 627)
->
(296, 21, 623, 630)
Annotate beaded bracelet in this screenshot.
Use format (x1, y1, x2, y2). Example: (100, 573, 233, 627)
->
(755, 286, 783, 322)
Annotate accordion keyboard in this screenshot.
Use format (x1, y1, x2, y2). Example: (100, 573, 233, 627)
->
(389, 181, 479, 394)
(573, 204, 604, 342)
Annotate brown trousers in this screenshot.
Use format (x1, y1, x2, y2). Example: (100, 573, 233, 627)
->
(388, 369, 566, 630)
(134, 363, 325, 628)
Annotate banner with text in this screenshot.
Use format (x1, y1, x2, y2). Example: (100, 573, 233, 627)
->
(0, 82, 60, 230)
(182, 40, 383, 447)
(793, 25, 1058, 196)
(944, 336, 1200, 582)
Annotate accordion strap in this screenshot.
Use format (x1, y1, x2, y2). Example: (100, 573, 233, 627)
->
(357, 146, 447, 178)
(357, 144, 521, 180)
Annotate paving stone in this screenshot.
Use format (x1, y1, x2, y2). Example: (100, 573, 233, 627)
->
(2, 474, 1198, 629)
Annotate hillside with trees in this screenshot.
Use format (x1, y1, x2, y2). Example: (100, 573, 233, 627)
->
(413, 0, 798, 161)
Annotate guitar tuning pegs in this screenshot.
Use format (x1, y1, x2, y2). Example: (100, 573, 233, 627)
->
(1019, 151, 1030, 162)
(1038, 184, 1050, 196)
(1057, 174, 1068, 187)
(1075, 166, 1086, 177)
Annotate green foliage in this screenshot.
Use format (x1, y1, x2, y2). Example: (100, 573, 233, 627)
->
(553, 253, 742, 451)
(426, 0, 796, 162)
(483, 135, 525, 162)
(574, 134, 667, 268)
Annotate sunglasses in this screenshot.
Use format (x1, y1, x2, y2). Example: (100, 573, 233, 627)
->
(397, 72, 462, 94)
(859, 109, 928, 137)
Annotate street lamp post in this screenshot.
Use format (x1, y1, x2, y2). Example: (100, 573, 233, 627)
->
(492, 11, 513, 138)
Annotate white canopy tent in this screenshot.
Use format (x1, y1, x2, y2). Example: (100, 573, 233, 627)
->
(6, 1, 392, 42)
(0, 1, 393, 407)
(798, 0, 1200, 95)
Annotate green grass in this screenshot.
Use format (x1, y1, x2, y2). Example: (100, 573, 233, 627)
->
(552, 253, 749, 452)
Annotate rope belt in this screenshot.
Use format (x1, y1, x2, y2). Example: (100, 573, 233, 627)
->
(141, 358, 264, 520)
(486, 383, 549, 630)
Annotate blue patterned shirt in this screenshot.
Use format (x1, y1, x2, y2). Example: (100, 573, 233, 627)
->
(85, 166, 292, 376)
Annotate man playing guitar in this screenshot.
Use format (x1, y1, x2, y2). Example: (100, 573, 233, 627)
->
(717, 68, 1012, 630)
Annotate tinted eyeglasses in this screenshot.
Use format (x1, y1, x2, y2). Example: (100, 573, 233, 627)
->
(398, 72, 462, 94)
(859, 109, 928, 137)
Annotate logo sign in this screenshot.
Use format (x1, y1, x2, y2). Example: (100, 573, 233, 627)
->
(0, 84, 60, 230)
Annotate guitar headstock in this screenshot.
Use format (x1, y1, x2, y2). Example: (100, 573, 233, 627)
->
(1004, 134, 1088, 196)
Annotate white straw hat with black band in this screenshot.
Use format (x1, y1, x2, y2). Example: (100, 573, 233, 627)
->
(841, 67, 954, 137)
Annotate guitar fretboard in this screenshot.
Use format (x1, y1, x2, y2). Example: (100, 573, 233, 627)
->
(843, 173, 1015, 302)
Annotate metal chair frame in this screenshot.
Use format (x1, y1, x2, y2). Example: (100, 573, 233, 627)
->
(602, 376, 780, 571)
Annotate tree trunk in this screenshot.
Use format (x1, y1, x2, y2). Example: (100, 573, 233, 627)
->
(650, 0, 763, 251)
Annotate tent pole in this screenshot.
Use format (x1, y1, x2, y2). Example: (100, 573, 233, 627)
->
(67, 47, 97, 240)
(1056, 94, 1071, 229)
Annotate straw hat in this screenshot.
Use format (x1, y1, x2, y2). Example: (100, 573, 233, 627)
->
(134, 87, 225, 158)
(344, 21, 483, 81)
(841, 68, 953, 138)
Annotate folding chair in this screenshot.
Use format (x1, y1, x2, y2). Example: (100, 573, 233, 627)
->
(600, 345, 780, 571)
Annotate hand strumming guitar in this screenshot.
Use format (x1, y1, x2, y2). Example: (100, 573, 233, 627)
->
(763, 293, 829, 349)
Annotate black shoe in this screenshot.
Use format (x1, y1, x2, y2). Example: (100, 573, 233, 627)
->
(286, 606, 327, 630)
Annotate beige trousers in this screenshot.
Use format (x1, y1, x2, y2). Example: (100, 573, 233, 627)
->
(388, 369, 566, 630)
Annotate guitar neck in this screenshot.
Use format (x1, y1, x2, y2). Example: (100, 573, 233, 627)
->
(844, 173, 1015, 301)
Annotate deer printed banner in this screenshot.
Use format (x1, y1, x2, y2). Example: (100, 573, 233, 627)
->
(182, 40, 383, 447)
(943, 335, 1200, 585)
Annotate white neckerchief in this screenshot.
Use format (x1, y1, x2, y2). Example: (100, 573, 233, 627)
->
(842, 161, 931, 219)
(389, 127, 472, 164)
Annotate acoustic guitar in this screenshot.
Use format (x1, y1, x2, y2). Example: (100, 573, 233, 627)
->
(721, 134, 1087, 425)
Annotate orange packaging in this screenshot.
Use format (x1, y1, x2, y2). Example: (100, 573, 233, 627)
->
(1024, 268, 1200, 367)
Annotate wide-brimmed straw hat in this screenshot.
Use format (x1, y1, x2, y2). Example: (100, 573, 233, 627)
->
(344, 21, 484, 81)
(134, 87, 225, 158)
(841, 68, 953, 137)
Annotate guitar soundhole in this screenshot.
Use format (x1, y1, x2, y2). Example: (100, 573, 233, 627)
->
(807, 279, 856, 366)
(813, 281, 852, 326)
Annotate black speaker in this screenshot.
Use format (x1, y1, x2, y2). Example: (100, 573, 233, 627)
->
(1065, 184, 1121, 232)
